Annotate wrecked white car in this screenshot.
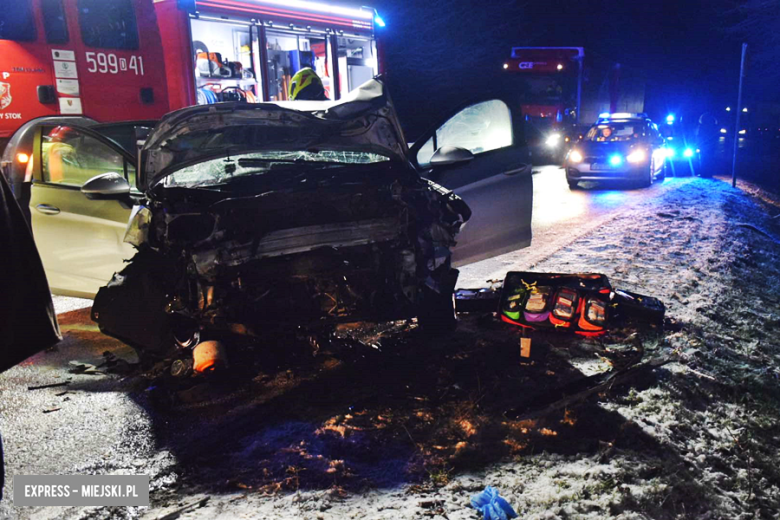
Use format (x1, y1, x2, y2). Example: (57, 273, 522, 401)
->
(91, 79, 533, 364)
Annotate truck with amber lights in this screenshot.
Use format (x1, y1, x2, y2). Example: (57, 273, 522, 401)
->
(503, 47, 646, 164)
(564, 113, 667, 189)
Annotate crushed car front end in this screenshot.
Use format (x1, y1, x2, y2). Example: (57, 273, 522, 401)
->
(92, 79, 470, 359)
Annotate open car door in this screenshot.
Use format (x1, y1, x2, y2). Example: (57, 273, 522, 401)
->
(410, 97, 533, 267)
(28, 123, 144, 298)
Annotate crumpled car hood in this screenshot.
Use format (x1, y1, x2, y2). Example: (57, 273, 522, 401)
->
(140, 78, 408, 190)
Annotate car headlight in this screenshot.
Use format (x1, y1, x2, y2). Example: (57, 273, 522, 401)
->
(569, 150, 583, 163)
(545, 133, 562, 147)
(626, 149, 647, 163)
(683, 148, 694, 158)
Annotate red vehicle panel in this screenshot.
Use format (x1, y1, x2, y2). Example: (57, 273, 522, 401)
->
(0, 0, 169, 143)
(2, 0, 380, 152)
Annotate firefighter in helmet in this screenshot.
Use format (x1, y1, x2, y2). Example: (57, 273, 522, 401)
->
(289, 68, 328, 101)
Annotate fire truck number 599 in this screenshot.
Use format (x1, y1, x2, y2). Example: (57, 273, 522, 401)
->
(85, 52, 145, 76)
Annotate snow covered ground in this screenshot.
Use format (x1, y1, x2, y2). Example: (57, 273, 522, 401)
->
(3, 176, 780, 520)
(180, 177, 780, 520)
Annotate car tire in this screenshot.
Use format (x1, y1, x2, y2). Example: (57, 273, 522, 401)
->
(567, 179, 580, 190)
(657, 160, 667, 181)
(638, 162, 653, 188)
(417, 269, 459, 333)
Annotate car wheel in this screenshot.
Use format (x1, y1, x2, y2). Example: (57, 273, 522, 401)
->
(417, 269, 458, 333)
(657, 160, 667, 181)
(638, 162, 653, 188)
(567, 179, 580, 190)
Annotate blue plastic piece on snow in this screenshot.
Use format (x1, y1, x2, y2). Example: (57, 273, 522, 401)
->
(470, 486, 518, 520)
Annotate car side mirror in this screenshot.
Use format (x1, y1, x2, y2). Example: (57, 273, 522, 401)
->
(81, 172, 131, 199)
(429, 146, 475, 168)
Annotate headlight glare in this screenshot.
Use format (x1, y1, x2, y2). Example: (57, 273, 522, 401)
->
(569, 150, 584, 163)
(545, 133, 562, 147)
(626, 149, 647, 163)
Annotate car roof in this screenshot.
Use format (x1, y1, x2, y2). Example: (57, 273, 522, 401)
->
(596, 117, 649, 123)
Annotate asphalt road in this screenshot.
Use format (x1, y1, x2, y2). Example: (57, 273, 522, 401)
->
(1, 165, 699, 518)
(458, 165, 697, 286)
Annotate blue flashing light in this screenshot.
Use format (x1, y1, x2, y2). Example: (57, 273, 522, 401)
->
(683, 148, 694, 158)
(666, 148, 676, 158)
(609, 154, 623, 166)
(666, 114, 675, 124)
(598, 112, 610, 119)
(374, 14, 386, 27)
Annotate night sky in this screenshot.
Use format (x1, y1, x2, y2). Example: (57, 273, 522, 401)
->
(372, 0, 756, 137)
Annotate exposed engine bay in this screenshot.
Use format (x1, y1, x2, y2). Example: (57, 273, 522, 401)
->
(94, 163, 469, 358)
(92, 79, 472, 360)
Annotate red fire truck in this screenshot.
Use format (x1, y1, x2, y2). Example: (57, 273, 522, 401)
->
(155, 0, 382, 110)
(0, 0, 170, 151)
(0, 0, 382, 150)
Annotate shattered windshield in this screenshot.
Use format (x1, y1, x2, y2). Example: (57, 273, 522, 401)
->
(165, 150, 390, 188)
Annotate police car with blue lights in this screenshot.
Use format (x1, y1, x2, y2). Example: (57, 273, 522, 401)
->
(565, 113, 668, 189)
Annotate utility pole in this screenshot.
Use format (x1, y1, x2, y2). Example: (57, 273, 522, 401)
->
(732, 43, 747, 188)
(575, 52, 583, 125)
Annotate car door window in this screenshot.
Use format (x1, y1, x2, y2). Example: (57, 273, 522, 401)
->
(649, 124, 663, 144)
(41, 126, 127, 187)
(417, 100, 513, 167)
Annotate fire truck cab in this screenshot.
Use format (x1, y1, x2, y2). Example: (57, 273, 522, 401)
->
(0, 0, 170, 151)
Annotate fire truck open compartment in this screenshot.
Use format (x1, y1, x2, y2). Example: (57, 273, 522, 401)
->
(156, 0, 380, 108)
(0, 0, 381, 154)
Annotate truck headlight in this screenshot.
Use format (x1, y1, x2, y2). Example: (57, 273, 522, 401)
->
(569, 150, 583, 163)
(626, 149, 647, 163)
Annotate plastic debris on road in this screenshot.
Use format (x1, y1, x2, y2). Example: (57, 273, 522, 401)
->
(470, 486, 518, 520)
